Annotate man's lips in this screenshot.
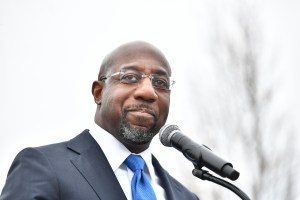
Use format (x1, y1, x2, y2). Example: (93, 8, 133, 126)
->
(123, 104, 158, 128)
(127, 108, 155, 116)
(126, 108, 156, 118)
(125, 107, 157, 127)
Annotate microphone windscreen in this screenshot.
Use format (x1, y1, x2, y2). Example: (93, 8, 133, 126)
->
(159, 124, 180, 147)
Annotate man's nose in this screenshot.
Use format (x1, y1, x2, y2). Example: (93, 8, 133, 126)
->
(133, 78, 158, 102)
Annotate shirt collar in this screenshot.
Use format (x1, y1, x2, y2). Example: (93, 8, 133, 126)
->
(90, 125, 155, 178)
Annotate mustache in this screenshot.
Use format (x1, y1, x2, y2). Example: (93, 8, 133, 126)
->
(123, 104, 157, 119)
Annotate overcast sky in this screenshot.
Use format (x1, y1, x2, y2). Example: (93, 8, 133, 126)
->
(1, 0, 299, 197)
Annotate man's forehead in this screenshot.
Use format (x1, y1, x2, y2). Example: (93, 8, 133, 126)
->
(118, 63, 170, 76)
(99, 41, 172, 79)
(108, 44, 171, 73)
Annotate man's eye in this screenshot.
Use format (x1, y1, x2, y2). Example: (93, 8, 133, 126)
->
(121, 74, 139, 83)
(153, 78, 169, 89)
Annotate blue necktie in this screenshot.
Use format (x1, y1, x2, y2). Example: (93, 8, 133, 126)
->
(125, 154, 157, 200)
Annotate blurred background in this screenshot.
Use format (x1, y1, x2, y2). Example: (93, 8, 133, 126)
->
(1, 0, 299, 199)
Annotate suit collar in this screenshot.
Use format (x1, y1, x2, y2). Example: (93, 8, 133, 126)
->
(67, 130, 127, 200)
(152, 155, 186, 200)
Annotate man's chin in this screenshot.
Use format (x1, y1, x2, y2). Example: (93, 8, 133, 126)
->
(119, 120, 156, 146)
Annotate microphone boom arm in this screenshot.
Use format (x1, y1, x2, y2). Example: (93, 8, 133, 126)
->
(192, 167, 251, 200)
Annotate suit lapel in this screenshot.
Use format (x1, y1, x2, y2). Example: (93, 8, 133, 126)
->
(67, 130, 127, 200)
(152, 155, 181, 200)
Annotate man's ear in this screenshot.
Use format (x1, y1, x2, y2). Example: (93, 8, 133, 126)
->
(92, 81, 104, 105)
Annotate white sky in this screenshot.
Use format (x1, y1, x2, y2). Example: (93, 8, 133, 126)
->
(1, 0, 299, 198)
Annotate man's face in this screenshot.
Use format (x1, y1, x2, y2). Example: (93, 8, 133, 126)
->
(93, 48, 171, 153)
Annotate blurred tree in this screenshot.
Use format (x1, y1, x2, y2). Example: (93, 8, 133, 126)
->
(185, 2, 298, 200)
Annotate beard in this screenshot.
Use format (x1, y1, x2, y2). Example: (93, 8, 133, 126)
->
(118, 106, 158, 146)
(118, 119, 156, 146)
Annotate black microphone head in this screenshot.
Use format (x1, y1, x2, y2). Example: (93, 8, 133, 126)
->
(159, 124, 181, 147)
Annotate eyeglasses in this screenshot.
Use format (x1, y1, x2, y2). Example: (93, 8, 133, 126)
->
(100, 69, 175, 91)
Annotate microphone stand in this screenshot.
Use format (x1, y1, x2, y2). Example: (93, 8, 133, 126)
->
(192, 167, 251, 200)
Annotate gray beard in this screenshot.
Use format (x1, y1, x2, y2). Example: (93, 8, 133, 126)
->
(118, 118, 156, 146)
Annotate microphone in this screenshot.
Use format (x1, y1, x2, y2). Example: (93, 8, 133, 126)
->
(159, 124, 240, 181)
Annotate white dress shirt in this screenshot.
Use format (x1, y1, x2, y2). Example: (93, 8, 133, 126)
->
(90, 125, 166, 200)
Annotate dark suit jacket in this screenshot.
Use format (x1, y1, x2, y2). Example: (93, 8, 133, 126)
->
(0, 129, 199, 200)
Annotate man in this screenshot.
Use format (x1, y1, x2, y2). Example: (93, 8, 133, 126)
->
(0, 41, 199, 200)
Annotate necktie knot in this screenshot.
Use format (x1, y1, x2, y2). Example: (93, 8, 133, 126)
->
(125, 154, 145, 172)
(124, 154, 157, 200)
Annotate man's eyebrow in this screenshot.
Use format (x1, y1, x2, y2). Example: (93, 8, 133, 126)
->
(121, 65, 139, 71)
(121, 65, 169, 76)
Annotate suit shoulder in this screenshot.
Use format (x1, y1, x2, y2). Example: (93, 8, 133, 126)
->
(31, 129, 92, 157)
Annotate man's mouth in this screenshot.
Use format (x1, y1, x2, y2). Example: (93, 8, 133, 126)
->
(124, 105, 157, 127)
(127, 108, 155, 118)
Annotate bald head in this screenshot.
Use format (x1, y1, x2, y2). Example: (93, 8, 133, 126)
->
(98, 41, 171, 80)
